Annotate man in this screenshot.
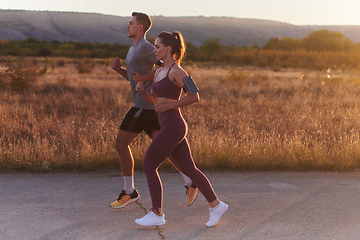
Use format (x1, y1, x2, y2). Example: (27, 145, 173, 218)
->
(110, 12, 199, 208)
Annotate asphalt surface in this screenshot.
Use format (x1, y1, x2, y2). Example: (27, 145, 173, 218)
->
(1, 171, 360, 240)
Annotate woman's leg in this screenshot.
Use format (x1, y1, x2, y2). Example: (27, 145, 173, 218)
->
(170, 135, 228, 227)
(138, 116, 227, 227)
(170, 137, 218, 204)
(142, 118, 186, 212)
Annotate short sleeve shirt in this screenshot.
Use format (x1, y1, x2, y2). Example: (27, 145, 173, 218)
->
(126, 38, 158, 110)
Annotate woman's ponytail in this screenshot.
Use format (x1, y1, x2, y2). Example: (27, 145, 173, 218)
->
(158, 31, 186, 64)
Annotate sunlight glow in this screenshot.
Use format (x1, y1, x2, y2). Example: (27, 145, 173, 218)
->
(0, 0, 359, 25)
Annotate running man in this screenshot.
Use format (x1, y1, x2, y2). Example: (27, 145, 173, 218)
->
(110, 12, 199, 208)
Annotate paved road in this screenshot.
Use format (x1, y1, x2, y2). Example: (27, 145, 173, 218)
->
(1, 171, 360, 240)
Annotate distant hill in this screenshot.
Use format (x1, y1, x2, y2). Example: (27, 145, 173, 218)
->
(1, 10, 359, 47)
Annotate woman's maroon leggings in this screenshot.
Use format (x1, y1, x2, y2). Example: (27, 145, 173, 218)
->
(142, 108, 217, 210)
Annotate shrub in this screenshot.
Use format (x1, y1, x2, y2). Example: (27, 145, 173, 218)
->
(56, 58, 66, 67)
(76, 59, 94, 74)
(226, 69, 247, 85)
(0, 57, 39, 91)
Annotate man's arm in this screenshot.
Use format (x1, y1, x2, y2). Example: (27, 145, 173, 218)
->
(111, 57, 129, 81)
(132, 61, 162, 83)
(132, 70, 155, 83)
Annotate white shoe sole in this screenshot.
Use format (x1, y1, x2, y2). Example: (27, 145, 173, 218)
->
(135, 212, 165, 226)
(206, 201, 228, 227)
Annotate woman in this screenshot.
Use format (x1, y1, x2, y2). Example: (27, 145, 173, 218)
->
(135, 31, 228, 227)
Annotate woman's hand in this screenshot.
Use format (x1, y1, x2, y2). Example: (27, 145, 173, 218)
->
(154, 103, 170, 113)
(136, 82, 145, 93)
(136, 82, 157, 105)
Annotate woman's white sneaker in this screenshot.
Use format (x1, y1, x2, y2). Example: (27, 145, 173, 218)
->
(206, 201, 228, 227)
(135, 211, 165, 226)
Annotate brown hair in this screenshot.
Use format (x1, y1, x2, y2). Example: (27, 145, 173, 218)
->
(157, 31, 186, 64)
(132, 12, 152, 33)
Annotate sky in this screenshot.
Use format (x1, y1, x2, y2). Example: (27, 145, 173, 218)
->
(1, 0, 359, 26)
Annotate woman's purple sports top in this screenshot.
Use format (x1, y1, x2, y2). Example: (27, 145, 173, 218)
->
(152, 63, 181, 100)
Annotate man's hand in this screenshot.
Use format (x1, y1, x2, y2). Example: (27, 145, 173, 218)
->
(132, 70, 155, 83)
(132, 71, 146, 83)
(111, 57, 122, 72)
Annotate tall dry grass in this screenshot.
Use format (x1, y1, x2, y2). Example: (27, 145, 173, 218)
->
(1, 58, 360, 172)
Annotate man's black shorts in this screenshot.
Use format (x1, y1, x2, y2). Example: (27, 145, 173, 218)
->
(119, 107, 161, 137)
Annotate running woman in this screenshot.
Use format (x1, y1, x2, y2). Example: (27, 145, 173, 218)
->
(135, 31, 228, 227)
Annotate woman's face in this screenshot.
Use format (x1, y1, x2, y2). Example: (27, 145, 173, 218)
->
(154, 38, 168, 61)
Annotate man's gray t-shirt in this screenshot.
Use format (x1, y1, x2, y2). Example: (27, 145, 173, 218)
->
(126, 38, 158, 110)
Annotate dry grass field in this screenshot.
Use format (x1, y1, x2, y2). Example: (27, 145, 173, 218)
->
(1, 57, 360, 172)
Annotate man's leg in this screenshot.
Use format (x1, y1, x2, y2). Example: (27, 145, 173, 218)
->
(110, 107, 162, 208)
(110, 130, 140, 208)
(115, 129, 138, 178)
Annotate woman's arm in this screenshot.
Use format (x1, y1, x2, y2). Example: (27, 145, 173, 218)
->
(135, 67, 163, 104)
(154, 92, 199, 113)
(135, 82, 157, 105)
(154, 66, 199, 113)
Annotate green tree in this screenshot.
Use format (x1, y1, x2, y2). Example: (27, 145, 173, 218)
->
(263, 37, 280, 50)
(278, 37, 301, 51)
(263, 37, 301, 51)
(184, 41, 197, 61)
(200, 37, 222, 54)
(302, 30, 352, 51)
(39, 46, 53, 57)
